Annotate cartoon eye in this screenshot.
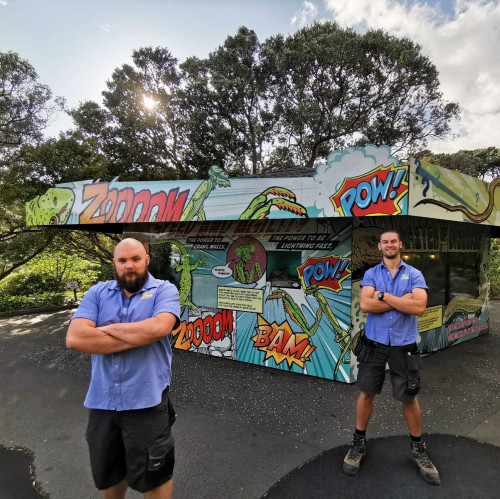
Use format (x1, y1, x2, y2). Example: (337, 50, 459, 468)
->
(49, 216, 58, 225)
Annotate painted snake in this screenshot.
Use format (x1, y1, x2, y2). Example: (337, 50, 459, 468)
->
(414, 178, 500, 223)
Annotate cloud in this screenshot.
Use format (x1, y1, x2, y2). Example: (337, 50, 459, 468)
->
(324, 0, 500, 153)
(0, 1, 8, 6)
(291, 1, 320, 28)
(99, 23, 111, 33)
(314, 145, 399, 216)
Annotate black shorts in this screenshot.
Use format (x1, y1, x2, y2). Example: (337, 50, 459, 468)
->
(356, 343, 421, 403)
(85, 388, 176, 493)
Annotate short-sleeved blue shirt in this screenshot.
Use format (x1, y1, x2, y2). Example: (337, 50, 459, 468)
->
(361, 261, 427, 346)
(72, 274, 180, 411)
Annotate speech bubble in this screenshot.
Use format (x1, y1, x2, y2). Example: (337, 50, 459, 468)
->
(212, 261, 234, 279)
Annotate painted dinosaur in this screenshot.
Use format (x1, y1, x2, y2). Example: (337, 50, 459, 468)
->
(267, 285, 352, 380)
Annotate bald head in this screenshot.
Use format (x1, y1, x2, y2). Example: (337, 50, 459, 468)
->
(113, 238, 150, 295)
(114, 238, 147, 258)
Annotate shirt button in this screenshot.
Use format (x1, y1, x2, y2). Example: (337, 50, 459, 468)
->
(115, 365, 119, 368)
(115, 383, 119, 386)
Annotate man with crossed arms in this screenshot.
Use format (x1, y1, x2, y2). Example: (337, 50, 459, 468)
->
(343, 230, 440, 485)
(67, 238, 180, 498)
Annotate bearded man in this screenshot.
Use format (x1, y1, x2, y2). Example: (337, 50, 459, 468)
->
(67, 238, 180, 499)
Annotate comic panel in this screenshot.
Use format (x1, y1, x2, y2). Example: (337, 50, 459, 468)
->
(143, 218, 353, 382)
(409, 158, 500, 226)
(25, 146, 409, 227)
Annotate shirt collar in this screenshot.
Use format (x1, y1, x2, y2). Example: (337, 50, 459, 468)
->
(380, 259, 405, 271)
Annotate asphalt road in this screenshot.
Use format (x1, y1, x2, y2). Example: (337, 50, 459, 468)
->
(0, 302, 499, 498)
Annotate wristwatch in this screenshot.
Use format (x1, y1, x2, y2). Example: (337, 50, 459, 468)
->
(377, 292, 385, 301)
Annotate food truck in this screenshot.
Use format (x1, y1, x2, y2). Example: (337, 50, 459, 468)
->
(26, 145, 500, 383)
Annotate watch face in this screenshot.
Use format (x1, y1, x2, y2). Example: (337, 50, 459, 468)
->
(378, 292, 384, 300)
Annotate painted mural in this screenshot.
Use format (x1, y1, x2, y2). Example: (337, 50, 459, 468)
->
(26, 145, 409, 227)
(138, 218, 353, 382)
(409, 158, 500, 225)
(24, 145, 500, 383)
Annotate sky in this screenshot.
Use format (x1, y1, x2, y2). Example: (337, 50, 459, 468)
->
(1, 0, 498, 155)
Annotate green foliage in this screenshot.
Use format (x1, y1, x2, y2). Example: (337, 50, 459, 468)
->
(413, 147, 500, 180)
(181, 27, 277, 176)
(0, 51, 66, 283)
(264, 23, 459, 167)
(71, 47, 191, 181)
(0, 292, 70, 312)
(70, 23, 458, 177)
(0, 250, 101, 298)
(0, 51, 63, 155)
(0, 271, 63, 295)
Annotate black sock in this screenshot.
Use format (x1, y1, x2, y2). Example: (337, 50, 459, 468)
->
(355, 428, 366, 437)
(410, 434, 422, 443)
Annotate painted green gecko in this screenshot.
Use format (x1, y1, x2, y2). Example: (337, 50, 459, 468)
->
(25, 188, 75, 226)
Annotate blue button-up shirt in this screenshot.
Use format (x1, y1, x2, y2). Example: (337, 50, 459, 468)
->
(361, 261, 427, 346)
(72, 274, 180, 411)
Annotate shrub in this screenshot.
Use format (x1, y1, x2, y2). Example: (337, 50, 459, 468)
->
(0, 292, 69, 312)
(0, 271, 64, 296)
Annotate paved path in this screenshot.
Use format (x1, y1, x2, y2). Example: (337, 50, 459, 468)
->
(0, 302, 499, 498)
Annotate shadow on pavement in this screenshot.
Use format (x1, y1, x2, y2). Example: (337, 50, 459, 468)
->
(0, 446, 49, 498)
(262, 434, 500, 499)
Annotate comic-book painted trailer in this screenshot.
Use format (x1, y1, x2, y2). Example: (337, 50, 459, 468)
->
(25, 146, 500, 383)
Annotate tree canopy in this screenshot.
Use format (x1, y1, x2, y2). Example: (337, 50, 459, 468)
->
(0, 23, 481, 292)
(0, 51, 62, 156)
(0, 51, 113, 283)
(264, 24, 459, 168)
(415, 147, 500, 180)
(70, 23, 459, 177)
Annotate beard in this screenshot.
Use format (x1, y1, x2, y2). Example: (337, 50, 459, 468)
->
(382, 249, 400, 260)
(114, 266, 149, 294)
(382, 251, 398, 259)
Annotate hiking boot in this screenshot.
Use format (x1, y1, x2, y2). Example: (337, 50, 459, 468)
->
(411, 441, 441, 485)
(343, 434, 366, 475)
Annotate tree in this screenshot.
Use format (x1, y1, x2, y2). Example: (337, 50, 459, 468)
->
(71, 47, 192, 181)
(0, 51, 63, 157)
(69, 24, 458, 177)
(414, 147, 500, 180)
(5, 133, 110, 193)
(0, 204, 56, 281)
(264, 23, 459, 169)
(0, 52, 116, 286)
(0, 51, 65, 282)
(181, 27, 278, 176)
